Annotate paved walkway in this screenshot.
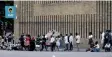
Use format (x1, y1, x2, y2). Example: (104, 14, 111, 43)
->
(0, 50, 111, 57)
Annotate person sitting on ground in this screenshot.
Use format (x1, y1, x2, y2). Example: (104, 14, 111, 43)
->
(86, 48, 91, 52)
(94, 41, 100, 52)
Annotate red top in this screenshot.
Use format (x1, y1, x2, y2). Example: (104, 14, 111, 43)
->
(25, 37, 30, 41)
(32, 37, 35, 40)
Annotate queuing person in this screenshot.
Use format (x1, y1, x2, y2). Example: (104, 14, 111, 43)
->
(64, 34, 69, 51)
(101, 32, 105, 45)
(19, 34, 24, 50)
(7, 33, 14, 50)
(24, 35, 30, 51)
(1, 36, 4, 46)
(29, 37, 35, 51)
(56, 36, 61, 51)
(75, 33, 81, 51)
(59, 34, 64, 48)
(104, 42, 111, 52)
(103, 30, 111, 49)
(50, 36, 56, 51)
(69, 33, 74, 51)
(36, 35, 41, 45)
(40, 35, 47, 51)
(88, 32, 94, 48)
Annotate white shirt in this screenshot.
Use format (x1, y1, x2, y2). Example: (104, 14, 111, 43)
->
(0, 36, 2, 39)
(50, 37, 55, 43)
(105, 43, 111, 48)
(76, 35, 80, 43)
(95, 44, 100, 49)
(101, 32, 105, 44)
(64, 36, 69, 44)
(69, 36, 74, 43)
(1, 39, 4, 43)
(56, 38, 60, 46)
(88, 35, 93, 39)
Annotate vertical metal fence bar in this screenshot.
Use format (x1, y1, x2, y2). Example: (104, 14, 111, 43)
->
(80, 14, 82, 38)
(65, 15, 66, 35)
(76, 14, 78, 32)
(74, 14, 76, 33)
(82, 14, 84, 38)
(38, 16, 40, 35)
(67, 15, 69, 34)
(68, 15, 70, 34)
(73, 15, 75, 36)
(110, 1, 112, 29)
(58, 15, 59, 32)
(86, 14, 87, 38)
(107, 1, 108, 29)
(26, 2, 28, 34)
(37, 16, 39, 35)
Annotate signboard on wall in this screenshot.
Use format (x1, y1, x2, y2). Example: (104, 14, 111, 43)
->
(5, 6, 16, 19)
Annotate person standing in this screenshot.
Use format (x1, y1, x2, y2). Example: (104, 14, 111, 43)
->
(7, 33, 13, 50)
(88, 32, 94, 48)
(19, 34, 24, 50)
(75, 33, 81, 51)
(40, 35, 47, 51)
(105, 42, 111, 52)
(69, 33, 74, 51)
(103, 31, 111, 49)
(30, 37, 36, 51)
(24, 35, 30, 51)
(64, 34, 69, 51)
(36, 35, 41, 45)
(50, 36, 56, 51)
(101, 32, 105, 44)
(56, 36, 61, 51)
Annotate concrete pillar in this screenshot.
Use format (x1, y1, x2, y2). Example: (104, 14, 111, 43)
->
(14, 1, 20, 42)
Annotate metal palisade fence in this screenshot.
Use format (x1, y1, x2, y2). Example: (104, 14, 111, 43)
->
(16, 1, 112, 45)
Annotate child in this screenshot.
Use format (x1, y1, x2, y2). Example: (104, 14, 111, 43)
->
(94, 41, 100, 52)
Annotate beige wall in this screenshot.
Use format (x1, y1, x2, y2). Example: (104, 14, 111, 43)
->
(34, 1, 96, 16)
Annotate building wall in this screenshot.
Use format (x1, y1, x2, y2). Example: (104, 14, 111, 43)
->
(14, 1, 112, 48)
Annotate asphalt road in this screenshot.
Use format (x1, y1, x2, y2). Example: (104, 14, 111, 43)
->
(0, 50, 111, 57)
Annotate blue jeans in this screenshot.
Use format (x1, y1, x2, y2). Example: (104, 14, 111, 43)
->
(95, 48, 100, 52)
(92, 48, 100, 52)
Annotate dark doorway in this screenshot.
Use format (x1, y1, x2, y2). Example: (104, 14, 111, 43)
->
(0, 1, 14, 37)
